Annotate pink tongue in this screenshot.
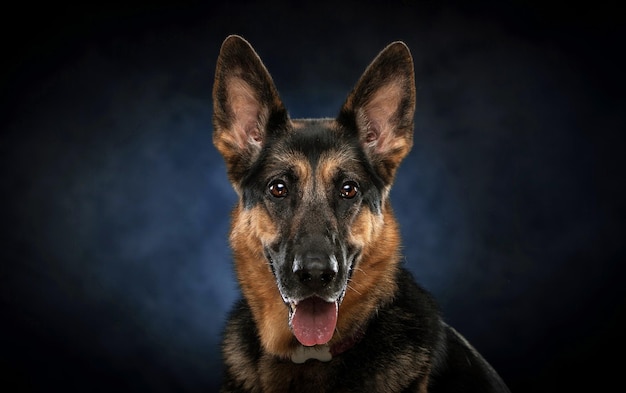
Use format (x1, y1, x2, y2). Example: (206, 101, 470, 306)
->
(291, 298, 338, 346)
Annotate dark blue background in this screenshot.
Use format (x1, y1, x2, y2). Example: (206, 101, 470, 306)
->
(2, 1, 624, 391)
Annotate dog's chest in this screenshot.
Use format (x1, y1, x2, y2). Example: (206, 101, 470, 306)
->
(258, 356, 338, 393)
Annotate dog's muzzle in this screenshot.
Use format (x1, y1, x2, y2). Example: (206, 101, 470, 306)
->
(266, 244, 350, 347)
(293, 251, 338, 292)
(288, 251, 340, 346)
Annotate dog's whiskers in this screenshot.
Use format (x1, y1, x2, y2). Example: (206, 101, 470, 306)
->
(352, 266, 367, 276)
(347, 283, 362, 295)
(333, 327, 343, 341)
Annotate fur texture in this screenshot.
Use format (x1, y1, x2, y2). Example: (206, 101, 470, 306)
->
(213, 35, 510, 393)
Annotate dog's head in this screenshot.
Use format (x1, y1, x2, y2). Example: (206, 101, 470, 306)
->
(213, 35, 415, 354)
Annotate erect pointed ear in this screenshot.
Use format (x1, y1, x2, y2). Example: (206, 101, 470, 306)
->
(337, 41, 415, 185)
(212, 35, 289, 187)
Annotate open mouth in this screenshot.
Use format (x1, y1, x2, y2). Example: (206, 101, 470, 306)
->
(289, 297, 338, 347)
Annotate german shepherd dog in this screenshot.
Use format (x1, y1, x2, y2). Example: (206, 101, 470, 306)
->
(213, 35, 510, 393)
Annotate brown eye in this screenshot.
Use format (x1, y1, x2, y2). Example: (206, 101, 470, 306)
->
(269, 180, 288, 198)
(340, 181, 359, 199)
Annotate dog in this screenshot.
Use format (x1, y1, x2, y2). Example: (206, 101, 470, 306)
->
(212, 35, 510, 393)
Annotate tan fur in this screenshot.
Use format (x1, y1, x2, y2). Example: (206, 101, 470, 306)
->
(357, 80, 408, 154)
(230, 205, 294, 357)
(217, 36, 509, 393)
(229, 149, 403, 360)
(225, 76, 268, 148)
(334, 202, 401, 341)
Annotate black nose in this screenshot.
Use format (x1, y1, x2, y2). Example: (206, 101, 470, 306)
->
(295, 253, 337, 290)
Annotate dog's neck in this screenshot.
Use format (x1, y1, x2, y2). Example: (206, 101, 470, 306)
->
(290, 328, 365, 364)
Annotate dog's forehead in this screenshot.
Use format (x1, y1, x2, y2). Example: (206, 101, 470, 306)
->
(288, 118, 343, 151)
(291, 119, 332, 130)
(267, 119, 362, 178)
(282, 119, 358, 170)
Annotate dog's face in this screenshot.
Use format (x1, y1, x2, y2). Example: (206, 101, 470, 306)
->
(213, 35, 415, 353)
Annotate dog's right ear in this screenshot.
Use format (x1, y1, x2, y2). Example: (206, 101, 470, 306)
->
(212, 35, 289, 188)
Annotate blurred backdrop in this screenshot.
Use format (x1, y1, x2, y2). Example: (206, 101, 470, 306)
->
(2, 1, 624, 391)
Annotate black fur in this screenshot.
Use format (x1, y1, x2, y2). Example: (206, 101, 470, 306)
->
(222, 269, 509, 392)
(213, 35, 510, 393)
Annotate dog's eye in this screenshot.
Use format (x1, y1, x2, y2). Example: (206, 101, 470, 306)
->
(268, 180, 288, 198)
(340, 181, 359, 199)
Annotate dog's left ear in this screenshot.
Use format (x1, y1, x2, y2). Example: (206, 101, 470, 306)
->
(337, 42, 415, 184)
